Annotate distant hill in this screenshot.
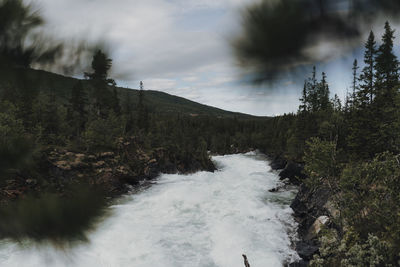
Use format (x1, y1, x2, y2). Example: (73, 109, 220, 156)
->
(0, 68, 256, 119)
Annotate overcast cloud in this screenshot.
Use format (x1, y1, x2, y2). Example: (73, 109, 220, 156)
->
(33, 0, 390, 116)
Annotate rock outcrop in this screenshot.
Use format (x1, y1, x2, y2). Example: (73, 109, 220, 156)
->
(269, 155, 288, 170)
(290, 183, 334, 264)
(1, 136, 216, 203)
(279, 162, 306, 185)
(268, 156, 334, 266)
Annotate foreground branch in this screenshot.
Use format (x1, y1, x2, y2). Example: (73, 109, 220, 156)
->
(242, 254, 250, 267)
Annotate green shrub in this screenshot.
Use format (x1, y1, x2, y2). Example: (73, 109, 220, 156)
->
(303, 137, 340, 191)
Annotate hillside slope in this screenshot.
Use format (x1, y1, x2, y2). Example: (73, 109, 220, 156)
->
(0, 68, 254, 118)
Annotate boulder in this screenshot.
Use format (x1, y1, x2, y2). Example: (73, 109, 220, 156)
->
(291, 184, 331, 235)
(324, 200, 340, 220)
(268, 183, 285, 192)
(306, 216, 330, 240)
(100, 152, 114, 158)
(296, 240, 319, 261)
(116, 165, 129, 175)
(269, 187, 279, 192)
(93, 161, 106, 168)
(291, 184, 332, 262)
(71, 158, 88, 169)
(55, 160, 72, 171)
(288, 259, 309, 267)
(269, 156, 287, 170)
(148, 158, 157, 164)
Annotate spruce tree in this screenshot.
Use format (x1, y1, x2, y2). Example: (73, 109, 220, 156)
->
(85, 50, 114, 84)
(123, 90, 135, 134)
(137, 87, 148, 131)
(318, 72, 331, 111)
(68, 81, 88, 136)
(36, 89, 60, 140)
(111, 87, 121, 115)
(332, 94, 341, 112)
(298, 81, 308, 113)
(375, 22, 399, 93)
(351, 59, 359, 106)
(344, 87, 350, 112)
(359, 31, 376, 105)
(307, 66, 319, 112)
(347, 34, 378, 158)
(371, 22, 400, 155)
(85, 50, 120, 117)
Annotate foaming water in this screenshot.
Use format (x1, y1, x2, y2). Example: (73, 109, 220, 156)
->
(0, 153, 299, 267)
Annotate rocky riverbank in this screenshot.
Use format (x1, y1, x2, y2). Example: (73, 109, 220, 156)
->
(0, 136, 217, 241)
(268, 155, 337, 266)
(0, 136, 216, 203)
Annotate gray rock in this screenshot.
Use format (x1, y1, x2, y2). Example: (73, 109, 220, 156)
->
(270, 156, 287, 170)
(296, 240, 319, 261)
(279, 162, 306, 185)
(288, 259, 309, 267)
(306, 216, 330, 240)
(290, 184, 332, 261)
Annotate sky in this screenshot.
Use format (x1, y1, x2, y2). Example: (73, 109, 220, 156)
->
(33, 0, 398, 116)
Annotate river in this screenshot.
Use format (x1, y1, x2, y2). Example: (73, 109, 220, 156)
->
(0, 152, 299, 267)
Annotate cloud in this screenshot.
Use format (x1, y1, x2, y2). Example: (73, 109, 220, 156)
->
(34, 0, 306, 116)
(182, 76, 199, 82)
(36, 0, 248, 79)
(143, 78, 177, 91)
(172, 0, 256, 11)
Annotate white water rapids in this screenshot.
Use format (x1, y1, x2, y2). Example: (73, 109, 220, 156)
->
(0, 153, 299, 267)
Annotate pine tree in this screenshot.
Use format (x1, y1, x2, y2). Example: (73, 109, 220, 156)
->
(35, 89, 60, 140)
(70, 82, 87, 118)
(347, 34, 376, 158)
(68, 81, 88, 136)
(375, 22, 399, 93)
(351, 59, 359, 105)
(304, 66, 320, 112)
(372, 22, 400, 155)
(344, 87, 350, 112)
(348, 23, 400, 157)
(123, 90, 135, 134)
(300, 67, 331, 113)
(332, 94, 341, 112)
(359, 31, 377, 105)
(111, 87, 121, 115)
(318, 72, 331, 111)
(137, 87, 148, 131)
(298, 81, 308, 113)
(85, 50, 120, 117)
(84, 50, 114, 84)
(309, 66, 318, 112)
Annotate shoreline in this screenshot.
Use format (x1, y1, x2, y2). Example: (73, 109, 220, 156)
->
(267, 154, 332, 267)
